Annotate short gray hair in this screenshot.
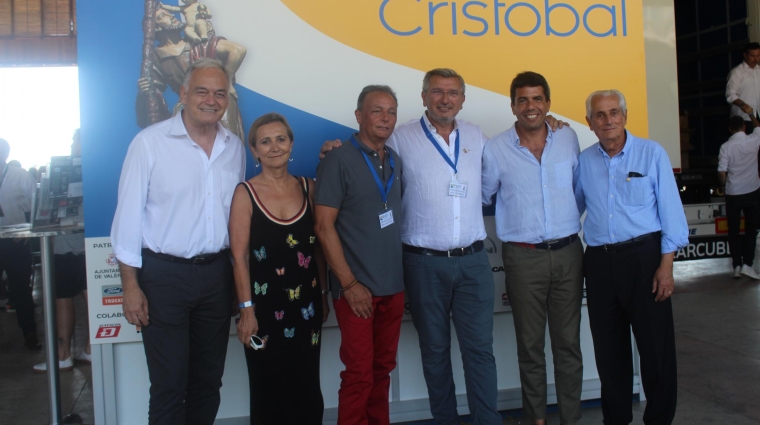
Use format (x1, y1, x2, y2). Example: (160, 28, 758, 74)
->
(586, 89, 627, 120)
(181, 58, 233, 91)
(422, 68, 466, 94)
(356, 85, 398, 110)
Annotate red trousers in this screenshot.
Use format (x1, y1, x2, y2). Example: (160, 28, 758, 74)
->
(333, 291, 405, 425)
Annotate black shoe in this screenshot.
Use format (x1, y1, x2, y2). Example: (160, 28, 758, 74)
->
(24, 332, 41, 350)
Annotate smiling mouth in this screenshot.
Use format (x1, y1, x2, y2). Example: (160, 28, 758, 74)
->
(200, 108, 218, 113)
(525, 114, 539, 119)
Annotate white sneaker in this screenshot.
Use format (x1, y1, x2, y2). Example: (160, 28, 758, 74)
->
(74, 351, 92, 364)
(740, 265, 760, 280)
(733, 266, 742, 279)
(33, 357, 74, 373)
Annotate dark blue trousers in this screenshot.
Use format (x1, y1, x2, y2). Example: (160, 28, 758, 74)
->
(139, 254, 232, 425)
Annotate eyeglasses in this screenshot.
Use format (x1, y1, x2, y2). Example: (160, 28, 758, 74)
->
(428, 89, 462, 99)
(249, 335, 268, 350)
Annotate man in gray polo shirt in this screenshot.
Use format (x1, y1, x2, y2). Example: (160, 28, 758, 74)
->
(314, 84, 405, 425)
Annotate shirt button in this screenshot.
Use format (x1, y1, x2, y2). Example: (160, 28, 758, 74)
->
(611, 176, 614, 179)
(379, 166, 383, 169)
(610, 195, 613, 198)
(544, 185, 547, 188)
(208, 216, 211, 220)
(609, 214, 613, 217)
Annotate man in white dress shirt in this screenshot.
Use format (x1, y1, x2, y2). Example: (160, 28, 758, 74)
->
(388, 68, 503, 425)
(718, 114, 760, 279)
(727, 42, 760, 130)
(111, 58, 245, 425)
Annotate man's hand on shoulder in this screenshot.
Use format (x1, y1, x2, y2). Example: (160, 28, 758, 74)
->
(319, 139, 343, 160)
(546, 115, 569, 131)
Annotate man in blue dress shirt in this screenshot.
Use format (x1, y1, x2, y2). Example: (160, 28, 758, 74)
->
(575, 90, 688, 425)
(482, 72, 583, 425)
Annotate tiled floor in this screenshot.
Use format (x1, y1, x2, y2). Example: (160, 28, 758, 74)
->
(1, 258, 759, 424)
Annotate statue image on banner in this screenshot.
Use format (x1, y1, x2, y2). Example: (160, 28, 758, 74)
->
(136, 0, 247, 141)
(159, 0, 213, 44)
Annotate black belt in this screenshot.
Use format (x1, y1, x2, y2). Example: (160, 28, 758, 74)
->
(402, 240, 484, 257)
(587, 231, 660, 253)
(508, 234, 578, 250)
(142, 249, 229, 265)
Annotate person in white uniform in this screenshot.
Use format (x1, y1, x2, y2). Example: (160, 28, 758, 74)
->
(718, 114, 760, 279)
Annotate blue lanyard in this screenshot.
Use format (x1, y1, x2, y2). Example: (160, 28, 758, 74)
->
(349, 136, 395, 208)
(420, 117, 459, 175)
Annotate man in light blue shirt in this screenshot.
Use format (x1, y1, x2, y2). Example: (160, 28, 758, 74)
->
(575, 90, 688, 425)
(482, 72, 583, 425)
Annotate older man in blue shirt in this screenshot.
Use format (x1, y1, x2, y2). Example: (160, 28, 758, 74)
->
(482, 72, 583, 425)
(575, 90, 688, 425)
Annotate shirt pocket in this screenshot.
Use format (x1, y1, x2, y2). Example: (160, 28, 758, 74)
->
(553, 160, 573, 188)
(620, 176, 649, 206)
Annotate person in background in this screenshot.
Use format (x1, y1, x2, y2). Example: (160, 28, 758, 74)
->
(230, 112, 329, 425)
(33, 129, 91, 372)
(718, 115, 760, 279)
(726, 42, 760, 131)
(0, 138, 39, 349)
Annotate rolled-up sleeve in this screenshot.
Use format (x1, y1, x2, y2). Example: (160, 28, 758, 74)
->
(727, 67, 742, 104)
(717, 144, 729, 172)
(654, 148, 689, 253)
(110, 137, 151, 268)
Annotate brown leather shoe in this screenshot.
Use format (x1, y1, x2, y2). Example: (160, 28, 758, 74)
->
(24, 332, 41, 350)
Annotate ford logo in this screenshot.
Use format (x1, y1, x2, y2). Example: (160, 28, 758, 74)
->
(103, 287, 123, 295)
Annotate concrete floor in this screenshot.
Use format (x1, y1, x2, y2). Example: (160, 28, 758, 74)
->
(0, 265, 93, 425)
(1, 258, 758, 424)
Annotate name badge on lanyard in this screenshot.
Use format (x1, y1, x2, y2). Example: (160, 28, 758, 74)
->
(349, 136, 396, 229)
(420, 118, 467, 197)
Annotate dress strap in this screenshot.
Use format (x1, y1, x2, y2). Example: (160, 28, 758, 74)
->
(240, 181, 256, 204)
(298, 176, 309, 196)
(298, 176, 312, 211)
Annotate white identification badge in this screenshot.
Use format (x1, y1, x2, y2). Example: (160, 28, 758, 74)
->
(379, 209, 394, 229)
(448, 177, 468, 198)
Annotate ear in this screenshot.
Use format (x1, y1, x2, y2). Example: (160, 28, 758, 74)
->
(585, 116, 592, 129)
(354, 109, 362, 125)
(421, 91, 427, 107)
(179, 84, 188, 106)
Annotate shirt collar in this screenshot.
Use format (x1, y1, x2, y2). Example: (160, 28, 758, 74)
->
(352, 133, 388, 156)
(728, 131, 746, 142)
(596, 129, 633, 158)
(507, 121, 553, 147)
(169, 111, 231, 144)
(421, 112, 460, 133)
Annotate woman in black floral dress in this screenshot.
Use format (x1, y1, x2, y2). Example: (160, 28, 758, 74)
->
(230, 113, 329, 425)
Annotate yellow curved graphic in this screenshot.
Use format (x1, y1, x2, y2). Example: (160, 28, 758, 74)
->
(282, 0, 648, 135)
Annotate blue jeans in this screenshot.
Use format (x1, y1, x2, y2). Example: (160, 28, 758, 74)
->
(403, 248, 502, 425)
